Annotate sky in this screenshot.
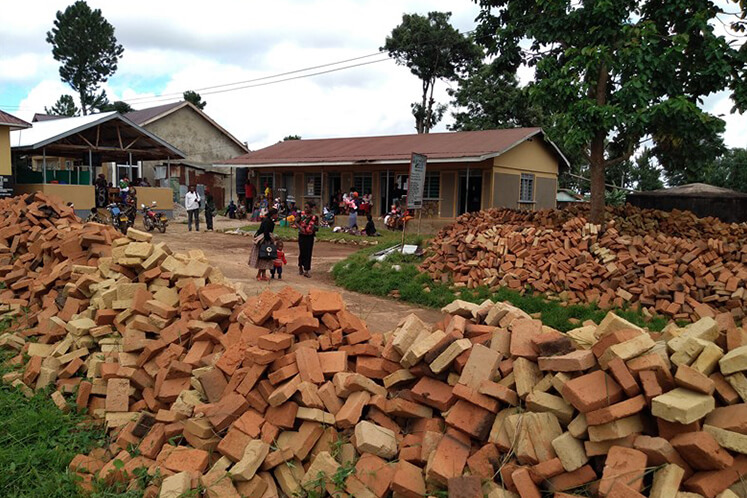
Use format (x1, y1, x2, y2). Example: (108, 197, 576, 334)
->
(1, 0, 745, 152)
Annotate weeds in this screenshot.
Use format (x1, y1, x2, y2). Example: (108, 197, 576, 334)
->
(332, 243, 669, 332)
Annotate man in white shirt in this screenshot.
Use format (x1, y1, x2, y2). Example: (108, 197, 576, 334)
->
(185, 185, 201, 232)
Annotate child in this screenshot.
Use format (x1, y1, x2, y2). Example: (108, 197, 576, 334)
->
(270, 240, 287, 279)
(227, 200, 237, 219)
(364, 214, 379, 236)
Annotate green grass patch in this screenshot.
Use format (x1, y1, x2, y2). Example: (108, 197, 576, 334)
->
(332, 244, 668, 332)
(0, 344, 144, 498)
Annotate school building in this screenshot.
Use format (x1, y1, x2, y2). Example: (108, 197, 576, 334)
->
(218, 128, 568, 218)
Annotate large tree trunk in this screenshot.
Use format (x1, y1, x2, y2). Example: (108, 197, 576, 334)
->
(589, 131, 606, 224)
(589, 63, 610, 224)
(417, 82, 428, 134)
(79, 87, 87, 116)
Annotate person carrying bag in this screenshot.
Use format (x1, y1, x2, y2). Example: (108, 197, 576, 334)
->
(248, 208, 278, 281)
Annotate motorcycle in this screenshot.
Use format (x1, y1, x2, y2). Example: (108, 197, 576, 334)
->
(141, 201, 168, 233)
(107, 203, 131, 234)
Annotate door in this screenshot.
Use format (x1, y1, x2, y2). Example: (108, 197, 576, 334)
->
(458, 171, 482, 215)
(328, 173, 341, 210)
(380, 172, 409, 215)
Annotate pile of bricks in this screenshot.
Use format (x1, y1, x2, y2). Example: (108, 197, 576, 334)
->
(421, 207, 746, 322)
(3, 192, 747, 498)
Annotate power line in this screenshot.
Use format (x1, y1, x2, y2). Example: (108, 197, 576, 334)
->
(123, 51, 387, 104)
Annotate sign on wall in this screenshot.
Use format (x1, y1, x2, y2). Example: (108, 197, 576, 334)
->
(407, 153, 427, 209)
(0, 175, 13, 199)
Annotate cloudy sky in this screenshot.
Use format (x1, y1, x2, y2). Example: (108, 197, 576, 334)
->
(1, 0, 744, 152)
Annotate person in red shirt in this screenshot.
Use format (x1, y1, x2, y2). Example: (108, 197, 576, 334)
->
(244, 180, 255, 210)
(270, 240, 287, 279)
(297, 202, 319, 277)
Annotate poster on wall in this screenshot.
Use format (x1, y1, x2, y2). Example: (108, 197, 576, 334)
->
(0, 175, 14, 199)
(407, 153, 427, 209)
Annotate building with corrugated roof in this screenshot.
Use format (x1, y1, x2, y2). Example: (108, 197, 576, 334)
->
(218, 128, 568, 218)
(627, 183, 747, 223)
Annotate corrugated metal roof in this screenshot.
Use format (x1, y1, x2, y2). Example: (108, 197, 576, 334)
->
(125, 101, 185, 126)
(0, 109, 31, 129)
(11, 112, 117, 147)
(220, 127, 565, 166)
(631, 183, 747, 198)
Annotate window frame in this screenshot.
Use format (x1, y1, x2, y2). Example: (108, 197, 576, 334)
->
(304, 173, 322, 197)
(423, 171, 441, 200)
(519, 173, 535, 203)
(353, 173, 373, 195)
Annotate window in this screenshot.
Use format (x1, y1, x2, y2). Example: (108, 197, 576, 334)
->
(520, 173, 535, 202)
(305, 174, 322, 197)
(258, 173, 275, 193)
(353, 173, 372, 195)
(424, 172, 440, 199)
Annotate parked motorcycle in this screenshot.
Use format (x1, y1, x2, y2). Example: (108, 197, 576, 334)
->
(141, 201, 168, 233)
(107, 203, 131, 234)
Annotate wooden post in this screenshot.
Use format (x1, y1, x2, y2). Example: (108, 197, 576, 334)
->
(417, 208, 422, 236)
(400, 217, 407, 253)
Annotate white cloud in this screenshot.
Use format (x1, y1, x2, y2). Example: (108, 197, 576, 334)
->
(3, 0, 744, 156)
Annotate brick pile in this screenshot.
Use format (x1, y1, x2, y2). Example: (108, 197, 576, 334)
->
(3, 193, 747, 498)
(421, 207, 746, 322)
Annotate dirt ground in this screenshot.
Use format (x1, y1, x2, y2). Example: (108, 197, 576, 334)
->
(150, 216, 444, 332)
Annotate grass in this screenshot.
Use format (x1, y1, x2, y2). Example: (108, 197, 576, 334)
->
(0, 321, 146, 498)
(332, 242, 669, 332)
(236, 223, 430, 246)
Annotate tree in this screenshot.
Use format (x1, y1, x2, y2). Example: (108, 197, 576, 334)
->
(474, 0, 745, 223)
(448, 62, 544, 131)
(46, 1, 124, 115)
(283, 135, 302, 141)
(691, 148, 747, 192)
(45, 94, 79, 117)
(183, 90, 206, 110)
(97, 100, 133, 113)
(383, 12, 481, 134)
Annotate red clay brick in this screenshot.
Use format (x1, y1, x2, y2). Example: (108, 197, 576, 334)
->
(512, 467, 542, 498)
(598, 446, 648, 496)
(671, 431, 734, 470)
(562, 370, 624, 413)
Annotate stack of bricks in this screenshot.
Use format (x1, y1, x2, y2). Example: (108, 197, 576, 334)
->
(421, 207, 746, 322)
(3, 192, 747, 497)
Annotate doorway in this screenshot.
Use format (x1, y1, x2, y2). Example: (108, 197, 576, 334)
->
(380, 171, 409, 215)
(458, 171, 482, 215)
(328, 173, 341, 210)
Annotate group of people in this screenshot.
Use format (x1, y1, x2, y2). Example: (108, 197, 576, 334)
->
(249, 201, 319, 281)
(184, 185, 216, 232)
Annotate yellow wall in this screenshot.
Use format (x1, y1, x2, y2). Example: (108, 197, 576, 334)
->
(13, 184, 95, 207)
(493, 139, 559, 178)
(0, 127, 10, 176)
(13, 184, 174, 214)
(138, 187, 173, 210)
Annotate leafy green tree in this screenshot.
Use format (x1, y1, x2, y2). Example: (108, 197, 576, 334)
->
(46, 1, 124, 115)
(448, 62, 544, 130)
(97, 100, 133, 113)
(283, 135, 302, 141)
(183, 90, 206, 110)
(694, 148, 747, 193)
(44, 94, 79, 117)
(473, 0, 745, 223)
(383, 11, 481, 134)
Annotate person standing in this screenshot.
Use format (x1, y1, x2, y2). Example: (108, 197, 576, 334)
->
(249, 208, 278, 281)
(297, 202, 319, 278)
(185, 185, 201, 231)
(270, 240, 287, 279)
(95, 174, 107, 208)
(204, 188, 215, 231)
(244, 179, 255, 211)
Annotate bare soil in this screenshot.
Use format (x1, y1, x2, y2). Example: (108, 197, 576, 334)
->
(150, 217, 443, 332)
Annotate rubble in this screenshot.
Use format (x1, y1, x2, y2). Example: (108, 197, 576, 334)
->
(2, 193, 747, 497)
(421, 206, 747, 322)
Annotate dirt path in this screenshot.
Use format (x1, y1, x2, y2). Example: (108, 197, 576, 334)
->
(150, 218, 443, 332)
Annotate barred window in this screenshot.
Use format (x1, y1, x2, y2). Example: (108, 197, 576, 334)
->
(424, 172, 440, 199)
(353, 173, 372, 194)
(520, 173, 535, 202)
(305, 174, 322, 197)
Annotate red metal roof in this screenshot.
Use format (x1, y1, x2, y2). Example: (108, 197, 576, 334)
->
(221, 128, 563, 166)
(0, 109, 31, 129)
